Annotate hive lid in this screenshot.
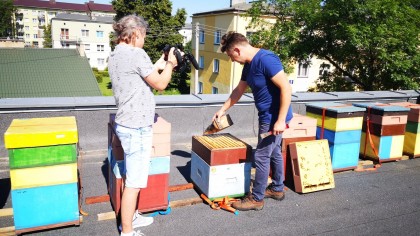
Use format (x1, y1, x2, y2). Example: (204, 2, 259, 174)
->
(306, 102, 366, 113)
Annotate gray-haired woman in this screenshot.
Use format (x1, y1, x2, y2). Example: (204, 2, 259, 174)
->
(108, 15, 178, 236)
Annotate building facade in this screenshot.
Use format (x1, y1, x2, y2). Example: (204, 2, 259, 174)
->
(191, 0, 331, 94)
(13, 0, 114, 48)
(51, 14, 113, 71)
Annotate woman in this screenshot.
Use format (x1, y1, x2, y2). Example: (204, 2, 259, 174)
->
(108, 15, 178, 236)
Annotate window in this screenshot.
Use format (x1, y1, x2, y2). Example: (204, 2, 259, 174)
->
(97, 44, 104, 51)
(98, 58, 104, 65)
(32, 18, 37, 23)
(25, 26, 29, 31)
(289, 80, 294, 84)
(198, 82, 203, 94)
(199, 30, 205, 44)
(214, 30, 221, 45)
(39, 19, 45, 26)
(199, 56, 204, 69)
(96, 31, 104, 38)
(84, 44, 90, 50)
(24, 18, 29, 23)
(319, 63, 331, 76)
(61, 28, 69, 39)
(212, 87, 218, 94)
(297, 63, 309, 77)
(82, 29, 89, 37)
(25, 34, 30, 38)
(33, 34, 38, 39)
(213, 59, 219, 73)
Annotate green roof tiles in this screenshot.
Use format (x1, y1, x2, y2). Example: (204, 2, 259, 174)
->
(0, 48, 101, 98)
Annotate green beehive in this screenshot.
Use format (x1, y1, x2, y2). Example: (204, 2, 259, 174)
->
(8, 144, 77, 169)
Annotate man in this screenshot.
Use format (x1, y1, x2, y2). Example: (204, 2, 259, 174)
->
(213, 31, 293, 211)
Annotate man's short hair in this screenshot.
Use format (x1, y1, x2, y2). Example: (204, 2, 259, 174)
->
(220, 31, 248, 53)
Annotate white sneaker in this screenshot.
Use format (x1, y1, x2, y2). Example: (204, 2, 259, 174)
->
(132, 211, 153, 228)
(120, 230, 145, 236)
(133, 230, 145, 236)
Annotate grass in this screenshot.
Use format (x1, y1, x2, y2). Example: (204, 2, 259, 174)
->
(97, 76, 113, 96)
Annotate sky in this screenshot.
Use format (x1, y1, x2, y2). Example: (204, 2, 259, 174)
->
(62, 0, 233, 23)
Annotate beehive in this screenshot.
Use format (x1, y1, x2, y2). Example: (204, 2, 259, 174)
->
(190, 151, 251, 199)
(192, 133, 252, 166)
(107, 114, 171, 214)
(389, 102, 420, 157)
(306, 102, 365, 172)
(360, 132, 405, 160)
(4, 116, 80, 234)
(354, 103, 409, 160)
(288, 139, 335, 193)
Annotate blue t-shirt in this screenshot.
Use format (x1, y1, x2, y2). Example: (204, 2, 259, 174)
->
(241, 49, 293, 125)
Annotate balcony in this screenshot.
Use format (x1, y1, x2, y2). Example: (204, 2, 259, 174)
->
(60, 35, 79, 44)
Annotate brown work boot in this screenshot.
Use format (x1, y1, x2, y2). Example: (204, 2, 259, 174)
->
(265, 183, 285, 201)
(231, 194, 264, 211)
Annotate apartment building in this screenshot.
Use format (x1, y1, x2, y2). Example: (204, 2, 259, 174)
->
(51, 13, 113, 70)
(13, 0, 114, 48)
(191, 0, 331, 94)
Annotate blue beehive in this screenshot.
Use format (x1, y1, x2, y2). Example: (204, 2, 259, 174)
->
(306, 102, 365, 171)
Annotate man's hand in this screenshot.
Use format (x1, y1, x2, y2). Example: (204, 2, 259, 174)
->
(272, 120, 287, 135)
(212, 109, 226, 123)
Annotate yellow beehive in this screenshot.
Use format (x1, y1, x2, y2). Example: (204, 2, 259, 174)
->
(4, 116, 78, 149)
(360, 132, 404, 160)
(306, 112, 363, 131)
(289, 139, 335, 193)
(10, 163, 77, 190)
(403, 132, 420, 156)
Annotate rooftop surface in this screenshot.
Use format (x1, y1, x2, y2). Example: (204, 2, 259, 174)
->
(0, 92, 419, 235)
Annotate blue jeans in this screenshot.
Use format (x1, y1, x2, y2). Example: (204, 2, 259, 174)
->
(252, 123, 284, 201)
(115, 124, 153, 189)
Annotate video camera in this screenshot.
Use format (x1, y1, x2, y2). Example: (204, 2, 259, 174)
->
(162, 44, 199, 73)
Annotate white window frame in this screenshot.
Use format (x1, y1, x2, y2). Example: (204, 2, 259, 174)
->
(297, 62, 309, 78)
(214, 30, 221, 45)
(199, 30, 205, 44)
(84, 44, 90, 51)
(213, 59, 219, 73)
(97, 44, 104, 52)
(81, 29, 89, 37)
(97, 58, 105, 65)
(212, 87, 218, 94)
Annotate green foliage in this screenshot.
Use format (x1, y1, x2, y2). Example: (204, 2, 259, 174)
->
(247, 0, 420, 91)
(43, 24, 52, 48)
(0, 0, 16, 37)
(111, 0, 190, 94)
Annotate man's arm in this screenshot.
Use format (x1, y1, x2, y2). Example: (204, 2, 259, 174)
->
(271, 70, 292, 135)
(213, 80, 248, 121)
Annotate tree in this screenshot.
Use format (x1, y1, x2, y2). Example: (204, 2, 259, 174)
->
(43, 24, 52, 48)
(247, 0, 420, 91)
(0, 0, 16, 38)
(111, 0, 190, 94)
